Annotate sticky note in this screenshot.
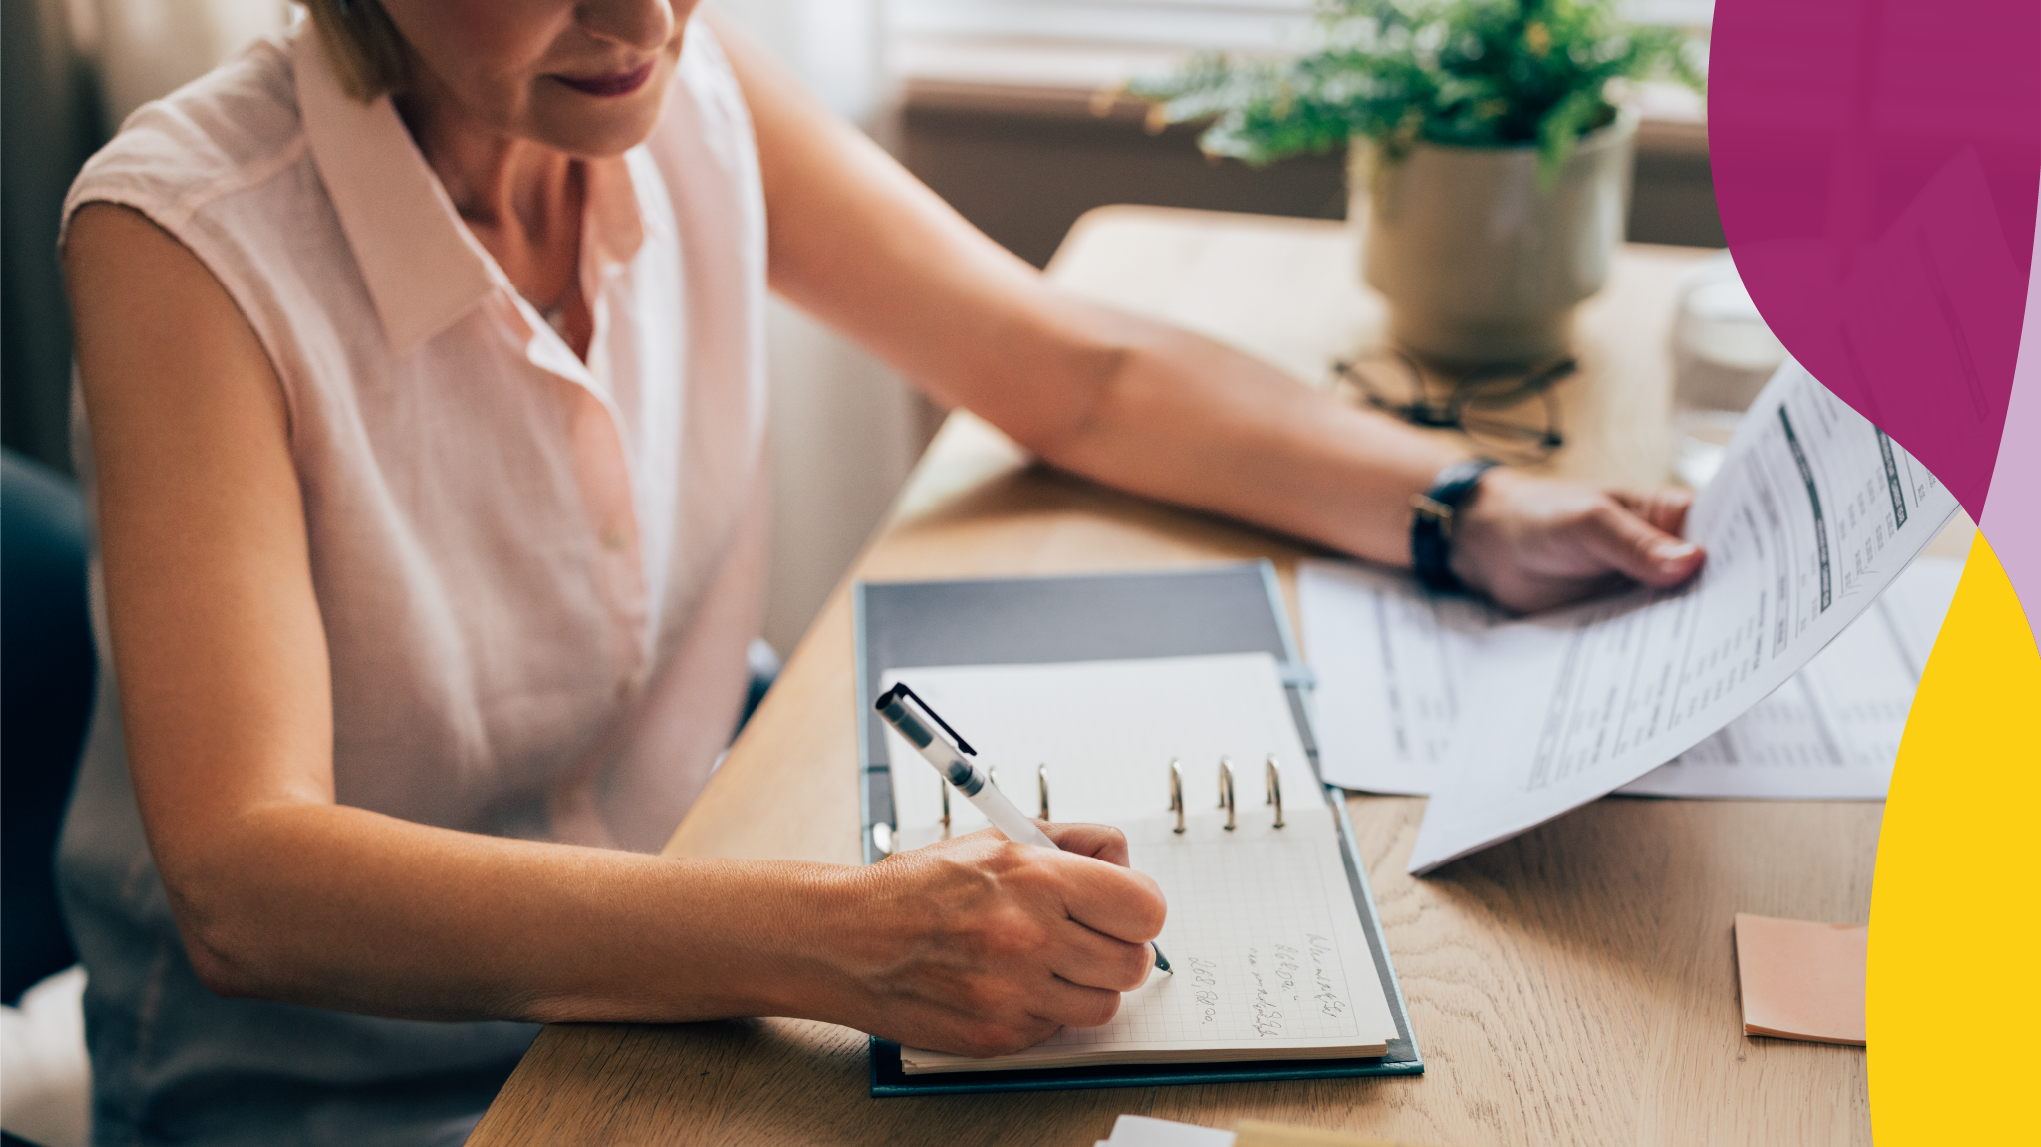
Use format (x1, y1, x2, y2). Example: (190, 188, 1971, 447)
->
(1734, 913, 1867, 1046)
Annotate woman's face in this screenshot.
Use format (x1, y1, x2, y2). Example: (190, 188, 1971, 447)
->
(377, 0, 699, 157)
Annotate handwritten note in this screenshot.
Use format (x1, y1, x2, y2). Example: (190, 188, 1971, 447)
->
(900, 807, 1398, 1073)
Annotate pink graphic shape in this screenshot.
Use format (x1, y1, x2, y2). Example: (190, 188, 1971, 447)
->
(1978, 189, 2041, 640)
(1709, 0, 2041, 520)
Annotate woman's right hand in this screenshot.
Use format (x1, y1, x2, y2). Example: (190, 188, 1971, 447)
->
(803, 823, 1165, 1057)
(1450, 468, 1705, 613)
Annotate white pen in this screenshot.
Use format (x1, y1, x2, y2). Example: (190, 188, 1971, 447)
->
(875, 682, 1171, 974)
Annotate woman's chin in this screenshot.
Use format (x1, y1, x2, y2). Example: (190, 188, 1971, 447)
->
(528, 95, 669, 159)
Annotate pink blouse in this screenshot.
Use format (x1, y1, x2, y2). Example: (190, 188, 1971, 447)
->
(66, 22, 768, 852)
(58, 18, 769, 1139)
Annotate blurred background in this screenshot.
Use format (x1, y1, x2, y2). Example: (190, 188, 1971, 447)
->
(0, 0, 1720, 653)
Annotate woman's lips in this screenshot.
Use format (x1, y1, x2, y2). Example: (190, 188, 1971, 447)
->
(555, 61, 656, 98)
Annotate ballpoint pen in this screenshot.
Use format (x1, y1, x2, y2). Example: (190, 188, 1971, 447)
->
(875, 682, 1172, 975)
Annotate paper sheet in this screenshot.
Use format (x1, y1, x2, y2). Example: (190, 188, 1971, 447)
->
(1734, 913, 1867, 1046)
(883, 654, 1312, 840)
(1098, 1114, 1238, 1147)
(1405, 363, 1958, 872)
(1622, 556, 1958, 797)
(900, 809, 1395, 1073)
(879, 654, 1397, 1073)
(1300, 556, 1961, 800)
(1297, 563, 1492, 796)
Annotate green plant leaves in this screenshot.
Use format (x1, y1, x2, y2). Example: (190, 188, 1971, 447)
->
(1128, 0, 1702, 181)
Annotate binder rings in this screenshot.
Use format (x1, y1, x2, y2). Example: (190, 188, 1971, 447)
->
(853, 562, 1423, 1096)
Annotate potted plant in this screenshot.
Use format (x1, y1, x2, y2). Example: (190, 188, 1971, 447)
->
(1134, 0, 1703, 366)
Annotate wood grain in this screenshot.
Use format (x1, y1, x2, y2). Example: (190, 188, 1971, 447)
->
(468, 209, 1874, 1147)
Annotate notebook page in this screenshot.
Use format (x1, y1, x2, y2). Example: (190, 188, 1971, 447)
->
(884, 653, 1311, 843)
(901, 805, 1395, 1073)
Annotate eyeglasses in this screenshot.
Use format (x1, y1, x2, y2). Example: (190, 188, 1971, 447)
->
(1329, 350, 1572, 464)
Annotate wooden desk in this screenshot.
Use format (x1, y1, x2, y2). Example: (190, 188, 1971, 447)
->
(468, 208, 1875, 1147)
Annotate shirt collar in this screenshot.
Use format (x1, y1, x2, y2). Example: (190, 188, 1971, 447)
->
(294, 29, 650, 356)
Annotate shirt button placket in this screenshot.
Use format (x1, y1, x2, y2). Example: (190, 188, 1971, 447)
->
(565, 389, 650, 706)
(598, 514, 646, 700)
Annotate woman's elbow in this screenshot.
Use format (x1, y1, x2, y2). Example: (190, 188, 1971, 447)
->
(159, 862, 284, 1001)
(184, 933, 263, 999)
(996, 337, 1141, 470)
(171, 894, 270, 1000)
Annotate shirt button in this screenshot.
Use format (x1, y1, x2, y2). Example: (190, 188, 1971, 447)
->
(600, 524, 629, 552)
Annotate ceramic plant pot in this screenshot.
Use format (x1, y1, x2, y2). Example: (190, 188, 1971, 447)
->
(1351, 112, 1636, 367)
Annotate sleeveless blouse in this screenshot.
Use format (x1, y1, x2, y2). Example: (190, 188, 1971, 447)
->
(57, 20, 767, 1144)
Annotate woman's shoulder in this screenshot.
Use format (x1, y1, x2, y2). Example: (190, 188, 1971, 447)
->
(641, 17, 760, 200)
(670, 18, 749, 133)
(65, 35, 306, 237)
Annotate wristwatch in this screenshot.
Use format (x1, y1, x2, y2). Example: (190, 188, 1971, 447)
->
(1410, 458, 1501, 593)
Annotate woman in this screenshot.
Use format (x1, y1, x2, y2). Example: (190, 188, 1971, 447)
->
(58, 0, 1704, 1141)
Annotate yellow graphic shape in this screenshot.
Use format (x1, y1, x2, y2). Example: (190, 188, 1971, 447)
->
(1869, 533, 2041, 1142)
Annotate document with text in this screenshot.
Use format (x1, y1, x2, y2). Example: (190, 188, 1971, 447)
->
(1395, 363, 1959, 873)
(1301, 556, 1960, 800)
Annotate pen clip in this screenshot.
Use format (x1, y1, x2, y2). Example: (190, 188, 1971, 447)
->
(875, 682, 977, 756)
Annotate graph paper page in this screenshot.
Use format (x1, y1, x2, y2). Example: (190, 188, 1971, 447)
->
(885, 653, 1311, 845)
(900, 804, 1397, 1073)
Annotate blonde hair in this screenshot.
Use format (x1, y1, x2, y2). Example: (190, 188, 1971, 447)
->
(301, 0, 410, 101)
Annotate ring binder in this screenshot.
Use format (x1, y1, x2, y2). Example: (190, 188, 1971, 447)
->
(1266, 755, 1284, 829)
(1219, 757, 1237, 831)
(856, 564, 1421, 1095)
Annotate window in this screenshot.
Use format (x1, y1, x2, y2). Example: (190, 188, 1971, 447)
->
(890, 0, 1713, 108)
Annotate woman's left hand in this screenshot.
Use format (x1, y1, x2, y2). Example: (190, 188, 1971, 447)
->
(1449, 468, 1705, 614)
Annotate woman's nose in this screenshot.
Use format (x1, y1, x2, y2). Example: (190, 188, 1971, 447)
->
(576, 0, 678, 52)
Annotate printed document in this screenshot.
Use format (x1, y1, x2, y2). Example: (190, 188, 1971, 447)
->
(1300, 556, 1960, 799)
(1393, 363, 1958, 873)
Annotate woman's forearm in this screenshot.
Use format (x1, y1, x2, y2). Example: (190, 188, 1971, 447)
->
(1016, 306, 1705, 612)
(170, 803, 1165, 1058)
(1023, 309, 1464, 569)
(174, 801, 860, 1024)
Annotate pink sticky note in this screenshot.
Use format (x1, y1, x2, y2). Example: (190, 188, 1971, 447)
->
(1734, 913, 1868, 1046)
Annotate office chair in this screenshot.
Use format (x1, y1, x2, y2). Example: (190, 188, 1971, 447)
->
(2, 449, 97, 1005)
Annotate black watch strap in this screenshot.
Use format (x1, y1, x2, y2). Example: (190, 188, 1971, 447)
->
(1410, 458, 1501, 593)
